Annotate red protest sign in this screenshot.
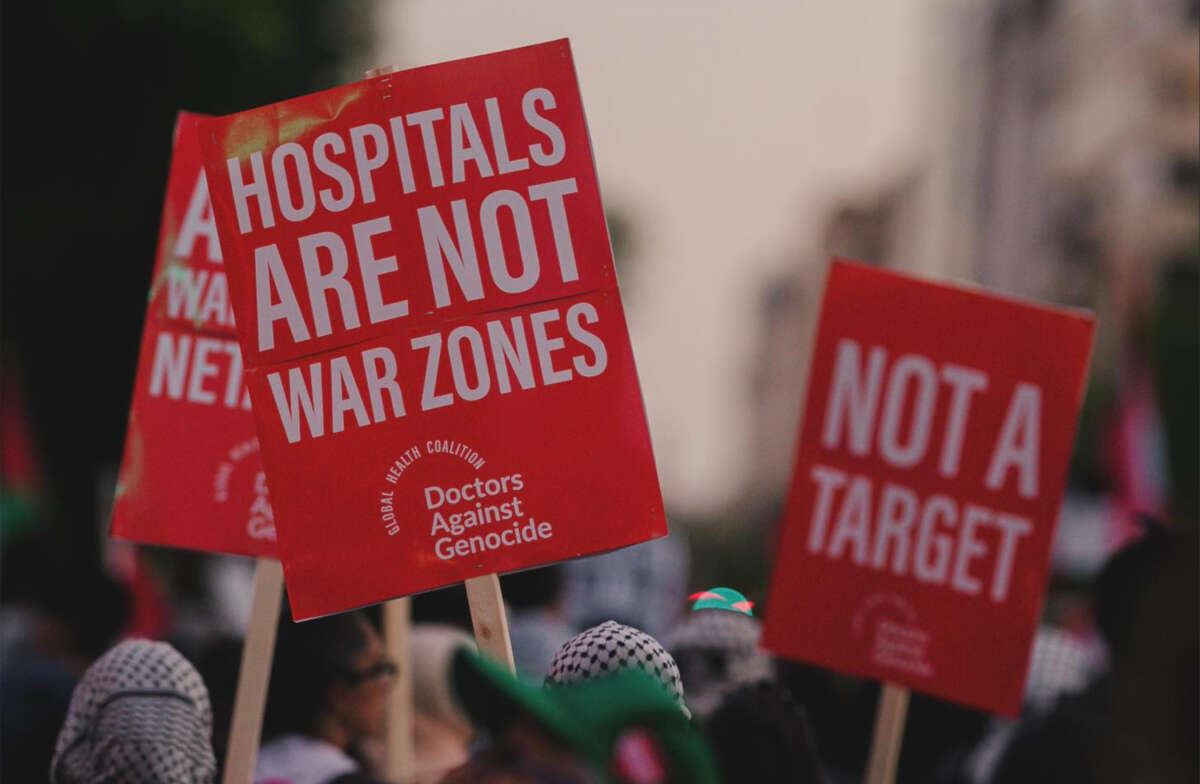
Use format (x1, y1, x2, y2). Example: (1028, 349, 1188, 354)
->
(196, 40, 666, 620)
(112, 113, 277, 557)
(761, 260, 1095, 716)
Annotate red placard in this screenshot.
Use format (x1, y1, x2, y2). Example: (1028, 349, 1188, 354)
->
(195, 40, 666, 619)
(761, 260, 1095, 716)
(112, 113, 277, 557)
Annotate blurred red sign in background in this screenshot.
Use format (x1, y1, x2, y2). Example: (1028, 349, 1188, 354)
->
(113, 112, 277, 558)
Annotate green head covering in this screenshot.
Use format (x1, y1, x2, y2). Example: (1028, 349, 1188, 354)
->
(452, 648, 717, 784)
(687, 587, 754, 616)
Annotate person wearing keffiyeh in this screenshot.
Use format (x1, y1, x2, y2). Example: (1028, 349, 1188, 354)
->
(664, 587, 773, 719)
(50, 639, 216, 784)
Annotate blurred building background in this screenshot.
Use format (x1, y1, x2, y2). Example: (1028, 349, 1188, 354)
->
(734, 0, 1198, 605)
(383, 0, 944, 515)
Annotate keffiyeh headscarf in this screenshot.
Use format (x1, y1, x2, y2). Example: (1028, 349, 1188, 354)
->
(664, 606, 772, 718)
(546, 620, 688, 716)
(51, 639, 216, 784)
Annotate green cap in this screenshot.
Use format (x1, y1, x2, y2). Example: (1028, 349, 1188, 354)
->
(452, 648, 718, 784)
(687, 587, 754, 616)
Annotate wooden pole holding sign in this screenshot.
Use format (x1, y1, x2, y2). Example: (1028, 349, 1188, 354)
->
(382, 597, 414, 783)
(864, 683, 910, 784)
(223, 557, 285, 784)
(464, 573, 516, 673)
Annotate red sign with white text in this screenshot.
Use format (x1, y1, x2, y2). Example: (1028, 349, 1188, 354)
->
(761, 260, 1094, 716)
(112, 113, 277, 557)
(196, 40, 665, 619)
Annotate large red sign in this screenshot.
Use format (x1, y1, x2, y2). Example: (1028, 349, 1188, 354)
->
(762, 260, 1094, 715)
(196, 40, 666, 619)
(112, 113, 277, 557)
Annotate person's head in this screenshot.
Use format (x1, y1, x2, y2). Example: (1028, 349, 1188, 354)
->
(1093, 521, 1178, 665)
(448, 648, 718, 784)
(1090, 520, 1198, 779)
(50, 639, 216, 784)
(665, 588, 772, 719)
(705, 680, 826, 784)
(263, 607, 394, 748)
(411, 624, 475, 733)
(546, 620, 688, 716)
(409, 624, 476, 780)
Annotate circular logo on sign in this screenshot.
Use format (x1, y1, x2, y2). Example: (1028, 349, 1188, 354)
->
(212, 437, 276, 542)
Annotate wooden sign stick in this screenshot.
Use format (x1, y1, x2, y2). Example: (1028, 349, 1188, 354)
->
(464, 573, 516, 673)
(864, 683, 910, 784)
(222, 557, 285, 784)
(382, 597, 414, 783)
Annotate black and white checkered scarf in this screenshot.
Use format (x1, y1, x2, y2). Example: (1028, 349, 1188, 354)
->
(546, 620, 688, 716)
(51, 639, 216, 783)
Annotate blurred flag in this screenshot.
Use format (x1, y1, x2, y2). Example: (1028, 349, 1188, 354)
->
(1105, 367, 1168, 549)
(1, 363, 44, 539)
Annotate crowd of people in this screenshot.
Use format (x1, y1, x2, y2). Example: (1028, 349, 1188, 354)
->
(2, 521, 1194, 783)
